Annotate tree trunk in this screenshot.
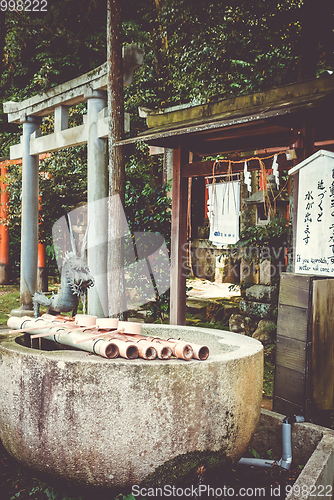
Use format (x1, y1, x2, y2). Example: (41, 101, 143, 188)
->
(107, 0, 126, 318)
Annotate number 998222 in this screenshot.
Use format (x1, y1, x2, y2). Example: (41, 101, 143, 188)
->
(0, 0, 47, 11)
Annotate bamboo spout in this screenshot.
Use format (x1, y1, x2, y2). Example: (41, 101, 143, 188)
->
(93, 339, 119, 359)
(7, 316, 122, 360)
(135, 340, 157, 360)
(153, 342, 172, 360)
(172, 341, 194, 360)
(167, 338, 209, 361)
(143, 336, 194, 360)
(108, 339, 139, 359)
(191, 344, 209, 361)
(7, 317, 209, 362)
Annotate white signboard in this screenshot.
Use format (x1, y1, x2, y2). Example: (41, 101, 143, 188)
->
(291, 150, 334, 276)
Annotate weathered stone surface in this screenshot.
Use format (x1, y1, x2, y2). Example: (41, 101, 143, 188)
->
(223, 305, 240, 320)
(252, 320, 276, 343)
(186, 299, 210, 316)
(197, 224, 209, 239)
(245, 284, 275, 303)
(191, 240, 216, 281)
(244, 316, 258, 336)
(229, 313, 245, 333)
(240, 258, 259, 286)
(259, 259, 272, 285)
(0, 324, 263, 488)
(239, 299, 271, 319)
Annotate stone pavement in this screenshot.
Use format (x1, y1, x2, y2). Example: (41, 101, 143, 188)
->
(187, 278, 240, 300)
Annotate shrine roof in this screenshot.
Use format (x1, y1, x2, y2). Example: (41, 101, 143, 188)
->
(119, 75, 334, 155)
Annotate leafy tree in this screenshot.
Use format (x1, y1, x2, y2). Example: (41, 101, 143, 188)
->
(1, 0, 333, 285)
(124, 143, 171, 246)
(124, 0, 334, 113)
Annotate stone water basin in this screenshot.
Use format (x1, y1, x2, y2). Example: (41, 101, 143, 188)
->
(0, 324, 263, 488)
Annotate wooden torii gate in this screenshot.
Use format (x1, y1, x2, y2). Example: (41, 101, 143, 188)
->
(119, 75, 334, 325)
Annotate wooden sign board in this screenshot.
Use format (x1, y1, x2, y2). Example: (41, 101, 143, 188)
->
(275, 273, 334, 419)
(289, 150, 334, 277)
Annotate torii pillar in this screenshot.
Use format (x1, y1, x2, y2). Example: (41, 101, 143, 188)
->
(18, 117, 41, 314)
(86, 89, 108, 317)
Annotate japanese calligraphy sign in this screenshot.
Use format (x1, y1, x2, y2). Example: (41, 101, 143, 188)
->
(289, 150, 334, 277)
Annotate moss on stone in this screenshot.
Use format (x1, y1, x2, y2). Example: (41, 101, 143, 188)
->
(141, 449, 230, 488)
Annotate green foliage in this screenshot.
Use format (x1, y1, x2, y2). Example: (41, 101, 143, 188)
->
(125, 144, 171, 244)
(0, 2, 107, 156)
(147, 291, 170, 323)
(1, 0, 332, 284)
(115, 495, 137, 500)
(124, 144, 171, 321)
(238, 217, 290, 257)
(263, 340, 276, 398)
(124, 0, 334, 114)
(0, 286, 20, 323)
(251, 448, 261, 459)
(264, 359, 275, 398)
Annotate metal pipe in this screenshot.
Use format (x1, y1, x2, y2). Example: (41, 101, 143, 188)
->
(127, 334, 208, 361)
(238, 458, 275, 468)
(53, 330, 120, 359)
(279, 418, 293, 469)
(132, 335, 193, 360)
(109, 333, 172, 360)
(238, 415, 304, 470)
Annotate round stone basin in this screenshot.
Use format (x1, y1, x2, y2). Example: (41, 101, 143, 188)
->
(0, 324, 263, 488)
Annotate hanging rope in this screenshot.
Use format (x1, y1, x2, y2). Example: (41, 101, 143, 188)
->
(210, 150, 289, 217)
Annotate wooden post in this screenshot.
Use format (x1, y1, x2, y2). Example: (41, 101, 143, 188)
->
(302, 113, 315, 160)
(107, 0, 126, 318)
(170, 139, 188, 325)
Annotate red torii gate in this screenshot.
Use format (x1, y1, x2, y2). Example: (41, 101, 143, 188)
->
(0, 154, 50, 286)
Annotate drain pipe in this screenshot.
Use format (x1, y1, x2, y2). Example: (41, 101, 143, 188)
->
(238, 415, 304, 469)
